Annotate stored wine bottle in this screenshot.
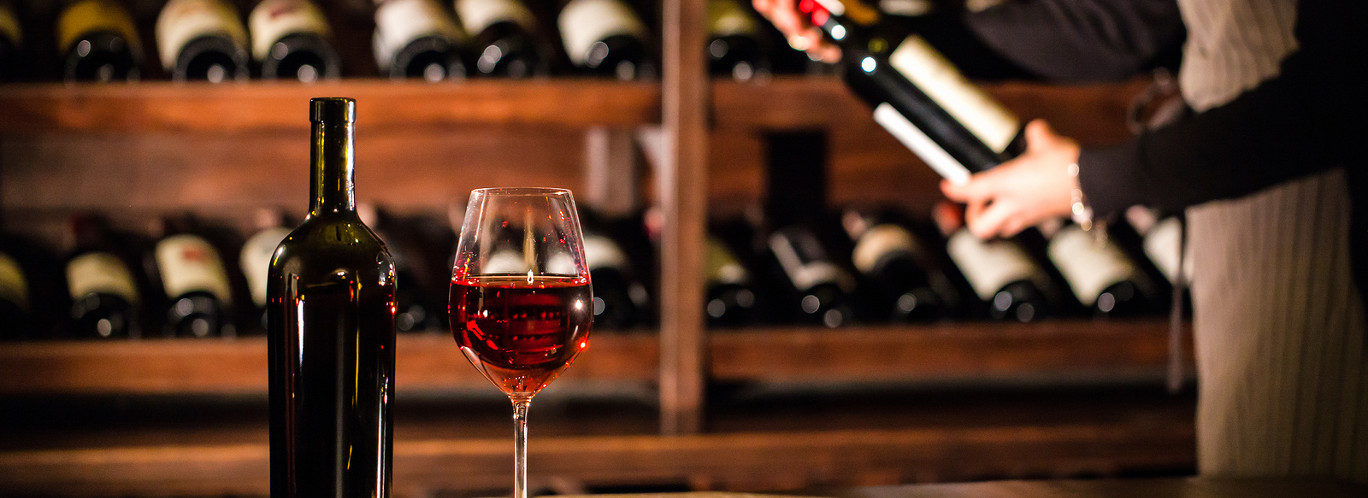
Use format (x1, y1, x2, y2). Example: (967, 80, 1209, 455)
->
(454, 0, 547, 77)
(357, 203, 439, 333)
(1, 0, 21, 81)
(239, 209, 293, 333)
(802, 0, 1024, 182)
(56, 0, 144, 82)
(152, 216, 236, 338)
(768, 224, 855, 328)
(65, 215, 142, 339)
(0, 248, 31, 339)
(704, 235, 758, 327)
(155, 0, 250, 82)
(933, 203, 1049, 322)
(557, 0, 655, 80)
(1125, 206, 1191, 288)
(580, 226, 645, 330)
(268, 98, 395, 497)
(373, 0, 469, 81)
(249, 0, 341, 82)
(841, 208, 944, 322)
(706, 0, 767, 81)
(1041, 220, 1155, 317)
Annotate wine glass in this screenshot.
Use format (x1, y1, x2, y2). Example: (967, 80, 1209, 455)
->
(449, 187, 593, 498)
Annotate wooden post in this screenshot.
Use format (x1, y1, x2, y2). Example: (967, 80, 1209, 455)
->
(658, 0, 708, 435)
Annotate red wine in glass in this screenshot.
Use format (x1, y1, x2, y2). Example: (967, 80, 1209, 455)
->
(450, 274, 592, 396)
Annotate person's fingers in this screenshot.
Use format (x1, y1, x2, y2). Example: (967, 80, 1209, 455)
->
(1024, 119, 1063, 152)
(966, 198, 1017, 239)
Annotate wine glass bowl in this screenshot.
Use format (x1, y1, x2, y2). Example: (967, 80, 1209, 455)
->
(449, 187, 592, 498)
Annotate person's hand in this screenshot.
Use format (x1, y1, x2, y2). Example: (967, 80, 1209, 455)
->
(939, 119, 1081, 238)
(753, 0, 843, 62)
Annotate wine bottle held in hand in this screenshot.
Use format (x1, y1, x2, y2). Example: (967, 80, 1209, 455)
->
(155, 0, 250, 82)
(249, 0, 341, 82)
(801, 0, 1025, 182)
(268, 98, 396, 497)
(450, 187, 592, 498)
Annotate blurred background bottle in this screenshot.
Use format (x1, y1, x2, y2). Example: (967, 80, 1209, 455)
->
(56, 0, 144, 82)
(556, 0, 654, 80)
(454, 0, 548, 77)
(155, 0, 250, 82)
(249, 0, 341, 82)
(373, 0, 470, 80)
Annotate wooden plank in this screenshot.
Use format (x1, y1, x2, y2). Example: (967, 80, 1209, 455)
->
(0, 333, 657, 395)
(0, 79, 661, 134)
(0, 419, 1194, 497)
(708, 320, 1194, 383)
(658, 0, 710, 435)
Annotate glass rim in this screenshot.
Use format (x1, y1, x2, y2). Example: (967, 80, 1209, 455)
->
(471, 187, 574, 197)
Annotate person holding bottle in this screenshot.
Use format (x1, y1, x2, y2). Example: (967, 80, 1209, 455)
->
(754, 0, 1368, 485)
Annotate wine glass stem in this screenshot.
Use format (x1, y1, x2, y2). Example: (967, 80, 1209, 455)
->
(512, 397, 532, 498)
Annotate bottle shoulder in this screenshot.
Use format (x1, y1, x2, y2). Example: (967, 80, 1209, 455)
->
(270, 215, 395, 273)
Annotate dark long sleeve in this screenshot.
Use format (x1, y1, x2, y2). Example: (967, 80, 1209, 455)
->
(1076, 0, 1368, 217)
(961, 0, 1186, 82)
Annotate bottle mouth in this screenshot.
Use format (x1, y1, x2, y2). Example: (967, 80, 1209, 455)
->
(309, 97, 355, 123)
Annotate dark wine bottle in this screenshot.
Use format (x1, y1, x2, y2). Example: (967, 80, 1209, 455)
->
(579, 225, 645, 331)
(357, 203, 440, 333)
(248, 0, 341, 82)
(56, 0, 144, 82)
(767, 224, 855, 328)
(840, 208, 945, 322)
(1041, 220, 1155, 317)
(0, 247, 32, 339)
(557, 0, 654, 80)
(373, 0, 469, 81)
(706, 0, 767, 81)
(802, 0, 1025, 182)
(154, 0, 250, 82)
(1125, 206, 1190, 288)
(268, 97, 395, 497)
(933, 203, 1050, 322)
(454, 0, 547, 77)
(65, 215, 143, 339)
(152, 216, 236, 338)
(704, 234, 758, 327)
(239, 208, 293, 333)
(1, 0, 21, 81)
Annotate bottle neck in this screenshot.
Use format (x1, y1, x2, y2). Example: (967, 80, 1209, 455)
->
(309, 120, 356, 216)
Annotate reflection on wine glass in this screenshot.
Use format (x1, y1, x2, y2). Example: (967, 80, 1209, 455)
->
(449, 187, 593, 498)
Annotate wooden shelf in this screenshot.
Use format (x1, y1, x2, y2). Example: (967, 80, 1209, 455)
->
(0, 79, 662, 134)
(0, 319, 1188, 396)
(0, 381, 1196, 497)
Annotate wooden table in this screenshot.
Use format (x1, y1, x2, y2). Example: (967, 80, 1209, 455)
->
(834, 477, 1366, 497)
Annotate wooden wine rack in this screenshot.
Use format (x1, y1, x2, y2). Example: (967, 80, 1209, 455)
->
(0, 1, 1191, 494)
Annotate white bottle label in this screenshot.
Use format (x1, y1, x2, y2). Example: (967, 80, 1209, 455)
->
(1, 2, 21, 47)
(156, 234, 233, 303)
(0, 253, 29, 310)
(1046, 224, 1137, 305)
(887, 35, 1021, 154)
(155, 0, 247, 71)
(706, 237, 749, 286)
(558, 0, 647, 65)
(239, 227, 292, 308)
(454, 0, 536, 35)
(373, 0, 464, 67)
(768, 233, 855, 293)
(1143, 217, 1191, 285)
(946, 229, 1039, 300)
(851, 223, 919, 275)
(873, 103, 971, 184)
(707, 0, 757, 38)
(67, 252, 140, 304)
(248, 0, 331, 61)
